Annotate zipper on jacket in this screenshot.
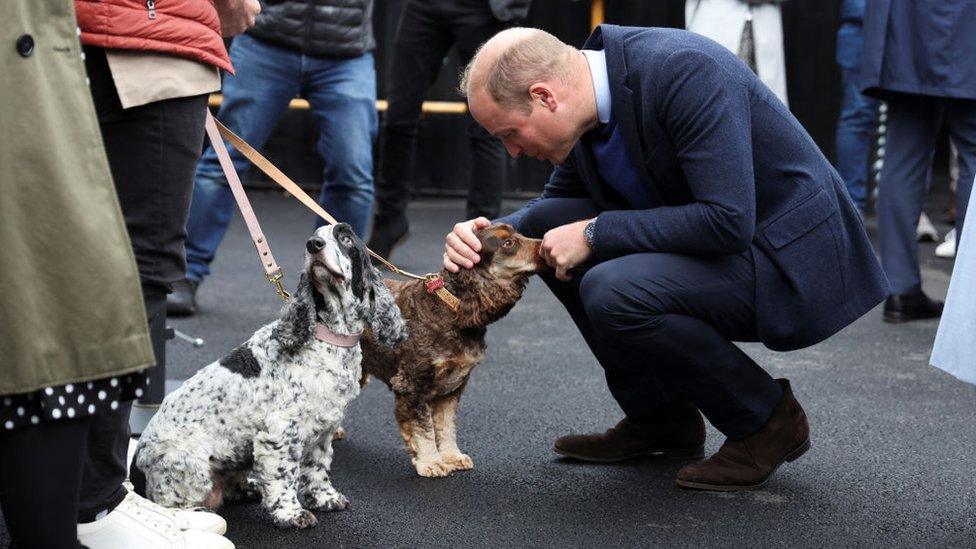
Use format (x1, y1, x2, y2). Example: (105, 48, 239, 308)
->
(147, 0, 157, 20)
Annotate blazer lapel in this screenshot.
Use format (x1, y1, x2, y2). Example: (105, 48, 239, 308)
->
(601, 26, 665, 207)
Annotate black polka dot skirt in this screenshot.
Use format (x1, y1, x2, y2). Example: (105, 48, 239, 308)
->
(1, 370, 149, 431)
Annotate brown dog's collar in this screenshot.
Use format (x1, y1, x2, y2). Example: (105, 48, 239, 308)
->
(425, 275, 460, 312)
(314, 323, 362, 348)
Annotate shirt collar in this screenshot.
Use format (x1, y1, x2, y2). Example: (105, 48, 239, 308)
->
(581, 49, 611, 125)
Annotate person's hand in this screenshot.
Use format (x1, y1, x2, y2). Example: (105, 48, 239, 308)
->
(541, 218, 594, 281)
(443, 217, 492, 272)
(214, 0, 261, 37)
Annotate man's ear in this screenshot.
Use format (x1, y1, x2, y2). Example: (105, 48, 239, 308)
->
(529, 83, 557, 111)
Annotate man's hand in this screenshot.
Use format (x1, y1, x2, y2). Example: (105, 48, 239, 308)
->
(541, 218, 594, 281)
(443, 217, 491, 272)
(214, 0, 261, 37)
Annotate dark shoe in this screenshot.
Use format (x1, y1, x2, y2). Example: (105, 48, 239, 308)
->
(554, 402, 705, 462)
(367, 213, 409, 260)
(882, 290, 943, 323)
(166, 278, 198, 317)
(676, 379, 810, 492)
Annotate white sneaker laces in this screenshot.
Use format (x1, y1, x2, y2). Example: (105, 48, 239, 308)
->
(121, 483, 217, 531)
(118, 491, 183, 538)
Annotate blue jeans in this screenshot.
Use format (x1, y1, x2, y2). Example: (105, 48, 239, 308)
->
(185, 34, 377, 283)
(834, 23, 879, 211)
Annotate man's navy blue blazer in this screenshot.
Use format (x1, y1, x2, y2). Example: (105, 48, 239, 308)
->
(499, 25, 890, 351)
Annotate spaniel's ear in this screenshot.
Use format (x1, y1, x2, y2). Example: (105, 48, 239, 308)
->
(478, 232, 502, 266)
(272, 272, 317, 355)
(366, 265, 408, 348)
(349, 234, 371, 301)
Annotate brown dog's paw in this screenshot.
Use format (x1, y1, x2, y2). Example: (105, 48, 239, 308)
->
(414, 458, 452, 477)
(274, 509, 318, 529)
(333, 426, 347, 441)
(440, 452, 474, 471)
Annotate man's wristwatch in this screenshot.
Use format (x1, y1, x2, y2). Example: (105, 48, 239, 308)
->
(583, 219, 597, 250)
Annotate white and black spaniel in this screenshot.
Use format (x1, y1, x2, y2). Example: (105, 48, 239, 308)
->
(132, 223, 407, 529)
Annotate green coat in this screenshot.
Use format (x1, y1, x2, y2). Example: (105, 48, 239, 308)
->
(0, 0, 155, 395)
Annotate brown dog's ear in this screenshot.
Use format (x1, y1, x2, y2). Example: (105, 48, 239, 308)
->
(477, 233, 501, 267)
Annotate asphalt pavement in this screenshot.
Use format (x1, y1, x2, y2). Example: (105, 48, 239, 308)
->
(3, 191, 974, 548)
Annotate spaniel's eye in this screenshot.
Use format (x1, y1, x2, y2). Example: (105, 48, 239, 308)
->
(503, 238, 515, 248)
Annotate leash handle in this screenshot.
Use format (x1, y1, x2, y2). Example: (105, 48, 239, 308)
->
(207, 112, 460, 312)
(204, 111, 290, 302)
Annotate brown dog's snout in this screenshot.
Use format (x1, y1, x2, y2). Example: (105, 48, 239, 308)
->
(307, 236, 326, 253)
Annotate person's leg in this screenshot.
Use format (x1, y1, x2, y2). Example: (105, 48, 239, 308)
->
(946, 99, 976, 245)
(0, 417, 90, 549)
(81, 46, 206, 519)
(516, 198, 736, 418)
(452, 5, 507, 220)
(303, 53, 378, 238)
(835, 66, 879, 212)
(877, 96, 943, 295)
(370, 1, 453, 255)
(184, 34, 301, 284)
(578, 253, 781, 438)
(76, 290, 164, 523)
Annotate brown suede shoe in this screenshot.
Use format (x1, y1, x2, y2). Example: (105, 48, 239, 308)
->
(554, 402, 706, 462)
(676, 379, 810, 491)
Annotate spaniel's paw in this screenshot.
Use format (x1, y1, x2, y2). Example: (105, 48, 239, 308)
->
(273, 509, 318, 529)
(441, 452, 474, 471)
(307, 490, 349, 512)
(333, 426, 347, 441)
(414, 458, 452, 477)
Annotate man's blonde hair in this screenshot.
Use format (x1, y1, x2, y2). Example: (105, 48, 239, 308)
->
(459, 28, 576, 114)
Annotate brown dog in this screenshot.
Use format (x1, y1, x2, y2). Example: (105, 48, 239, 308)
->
(360, 223, 546, 477)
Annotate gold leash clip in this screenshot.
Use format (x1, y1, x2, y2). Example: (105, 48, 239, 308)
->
(268, 270, 291, 302)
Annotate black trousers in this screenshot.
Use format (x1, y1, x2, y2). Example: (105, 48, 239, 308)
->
(375, 0, 507, 221)
(0, 417, 91, 549)
(78, 49, 208, 520)
(517, 198, 783, 439)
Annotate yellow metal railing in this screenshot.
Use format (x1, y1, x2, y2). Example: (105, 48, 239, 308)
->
(591, 0, 604, 30)
(208, 95, 468, 114)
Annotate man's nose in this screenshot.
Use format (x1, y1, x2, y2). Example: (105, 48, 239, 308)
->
(307, 236, 326, 253)
(502, 141, 521, 159)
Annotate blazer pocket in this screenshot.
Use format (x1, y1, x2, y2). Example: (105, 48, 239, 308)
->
(763, 189, 836, 250)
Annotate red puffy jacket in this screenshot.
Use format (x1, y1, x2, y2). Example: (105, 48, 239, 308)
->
(75, 0, 233, 73)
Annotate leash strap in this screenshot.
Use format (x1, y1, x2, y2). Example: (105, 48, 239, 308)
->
(204, 111, 290, 301)
(206, 112, 460, 312)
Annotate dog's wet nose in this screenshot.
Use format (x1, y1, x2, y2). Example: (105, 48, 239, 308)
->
(307, 236, 326, 253)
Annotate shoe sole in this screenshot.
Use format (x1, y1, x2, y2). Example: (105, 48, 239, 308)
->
(883, 311, 940, 323)
(675, 439, 810, 492)
(553, 445, 705, 463)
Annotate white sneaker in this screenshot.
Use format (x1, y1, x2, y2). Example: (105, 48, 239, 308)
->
(120, 482, 227, 535)
(78, 490, 233, 549)
(936, 228, 957, 259)
(917, 211, 940, 242)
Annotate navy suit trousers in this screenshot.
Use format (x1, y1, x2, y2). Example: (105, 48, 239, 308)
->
(517, 198, 783, 438)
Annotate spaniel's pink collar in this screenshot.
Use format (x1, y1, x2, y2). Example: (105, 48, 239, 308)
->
(315, 323, 362, 348)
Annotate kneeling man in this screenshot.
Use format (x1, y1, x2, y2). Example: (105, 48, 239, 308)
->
(443, 25, 889, 491)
